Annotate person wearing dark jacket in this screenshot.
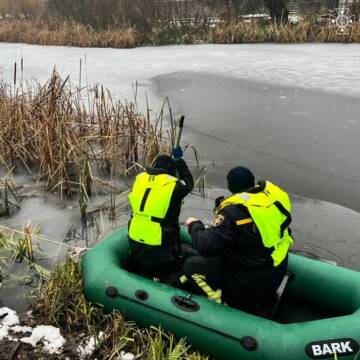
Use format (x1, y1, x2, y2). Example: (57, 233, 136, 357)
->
(128, 148, 195, 279)
(183, 166, 294, 312)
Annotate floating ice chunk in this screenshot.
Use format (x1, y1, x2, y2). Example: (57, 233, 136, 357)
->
(20, 325, 66, 354)
(0, 307, 19, 327)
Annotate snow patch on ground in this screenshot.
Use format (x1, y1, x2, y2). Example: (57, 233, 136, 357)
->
(10, 325, 33, 333)
(120, 351, 135, 360)
(0, 307, 66, 354)
(0, 307, 20, 341)
(20, 325, 66, 354)
(77, 331, 104, 359)
(76, 331, 134, 360)
(0, 307, 19, 327)
(0, 326, 12, 341)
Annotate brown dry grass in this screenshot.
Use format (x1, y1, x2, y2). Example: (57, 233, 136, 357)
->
(0, 71, 170, 200)
(32, 257, 208, 359)
(1, 18, 360, 46)
(208, 19, 360, 43)
(0, 20, 138, 48)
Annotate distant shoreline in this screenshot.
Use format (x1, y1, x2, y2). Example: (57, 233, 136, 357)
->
(1, 19, 360, 48)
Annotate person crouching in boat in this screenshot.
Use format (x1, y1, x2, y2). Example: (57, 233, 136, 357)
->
(183, 166, 294, 312)
(127, 147, 196, 280)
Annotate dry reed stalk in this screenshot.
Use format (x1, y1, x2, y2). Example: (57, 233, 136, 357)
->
(33, 256, 209, 359)
(22, 224, 34, 262)
(0, 178, 20, 215)
(1, 19, 360, 47)
(208, 18, 360, 43)
(0, 20, 139, 48)
(0, 71, 170, 200)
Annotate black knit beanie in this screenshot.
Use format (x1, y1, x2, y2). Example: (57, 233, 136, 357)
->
(154, 155, 176, 176)
(227, 166, 255, 194)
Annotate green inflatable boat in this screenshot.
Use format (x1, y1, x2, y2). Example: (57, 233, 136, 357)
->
(82, 227, 360, 360)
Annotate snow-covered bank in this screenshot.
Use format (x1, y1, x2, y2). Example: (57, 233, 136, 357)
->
(0, 307, 65, 354)
(0, 307, 136, 358)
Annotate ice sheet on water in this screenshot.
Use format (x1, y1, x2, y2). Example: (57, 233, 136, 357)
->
(0, 44, 359, 111)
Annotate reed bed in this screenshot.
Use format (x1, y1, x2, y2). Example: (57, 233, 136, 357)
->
(0, 177, 20, 216)
(33, 256, 208, 359)
(0, 227, 207, 358)
(0, 225, 42, 265)
(208, 19, 360, 43)
(0, 71, 170, 201)
(1, 18, 360, 46)
(0, 225, 50, 292)
(0, 20, 139, 48)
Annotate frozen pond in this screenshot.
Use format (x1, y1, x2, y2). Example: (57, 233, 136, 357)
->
(1, 43, 360, 310)
(181, 191, 360, 270)
(1, 43, 359, 206)
(154, 72, 360, 212)
(1, 43, 360, 106)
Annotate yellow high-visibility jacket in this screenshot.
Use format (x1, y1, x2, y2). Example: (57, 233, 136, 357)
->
(217, 181, 293, 266)
(128, 172, 177, 246)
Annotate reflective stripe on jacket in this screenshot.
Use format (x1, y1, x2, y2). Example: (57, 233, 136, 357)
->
(128, 172, 177, 246)
(217, 181, 294, 266)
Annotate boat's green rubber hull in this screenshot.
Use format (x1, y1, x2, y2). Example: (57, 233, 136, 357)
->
(82, 227, 360, 360)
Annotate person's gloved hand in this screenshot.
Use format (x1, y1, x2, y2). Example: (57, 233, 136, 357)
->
(185, 217, 199, 228)
(172, 146, 183, 160)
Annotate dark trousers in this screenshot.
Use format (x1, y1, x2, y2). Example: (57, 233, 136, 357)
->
(127, 243, 198, 281)
(182, 255, 287, 312)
